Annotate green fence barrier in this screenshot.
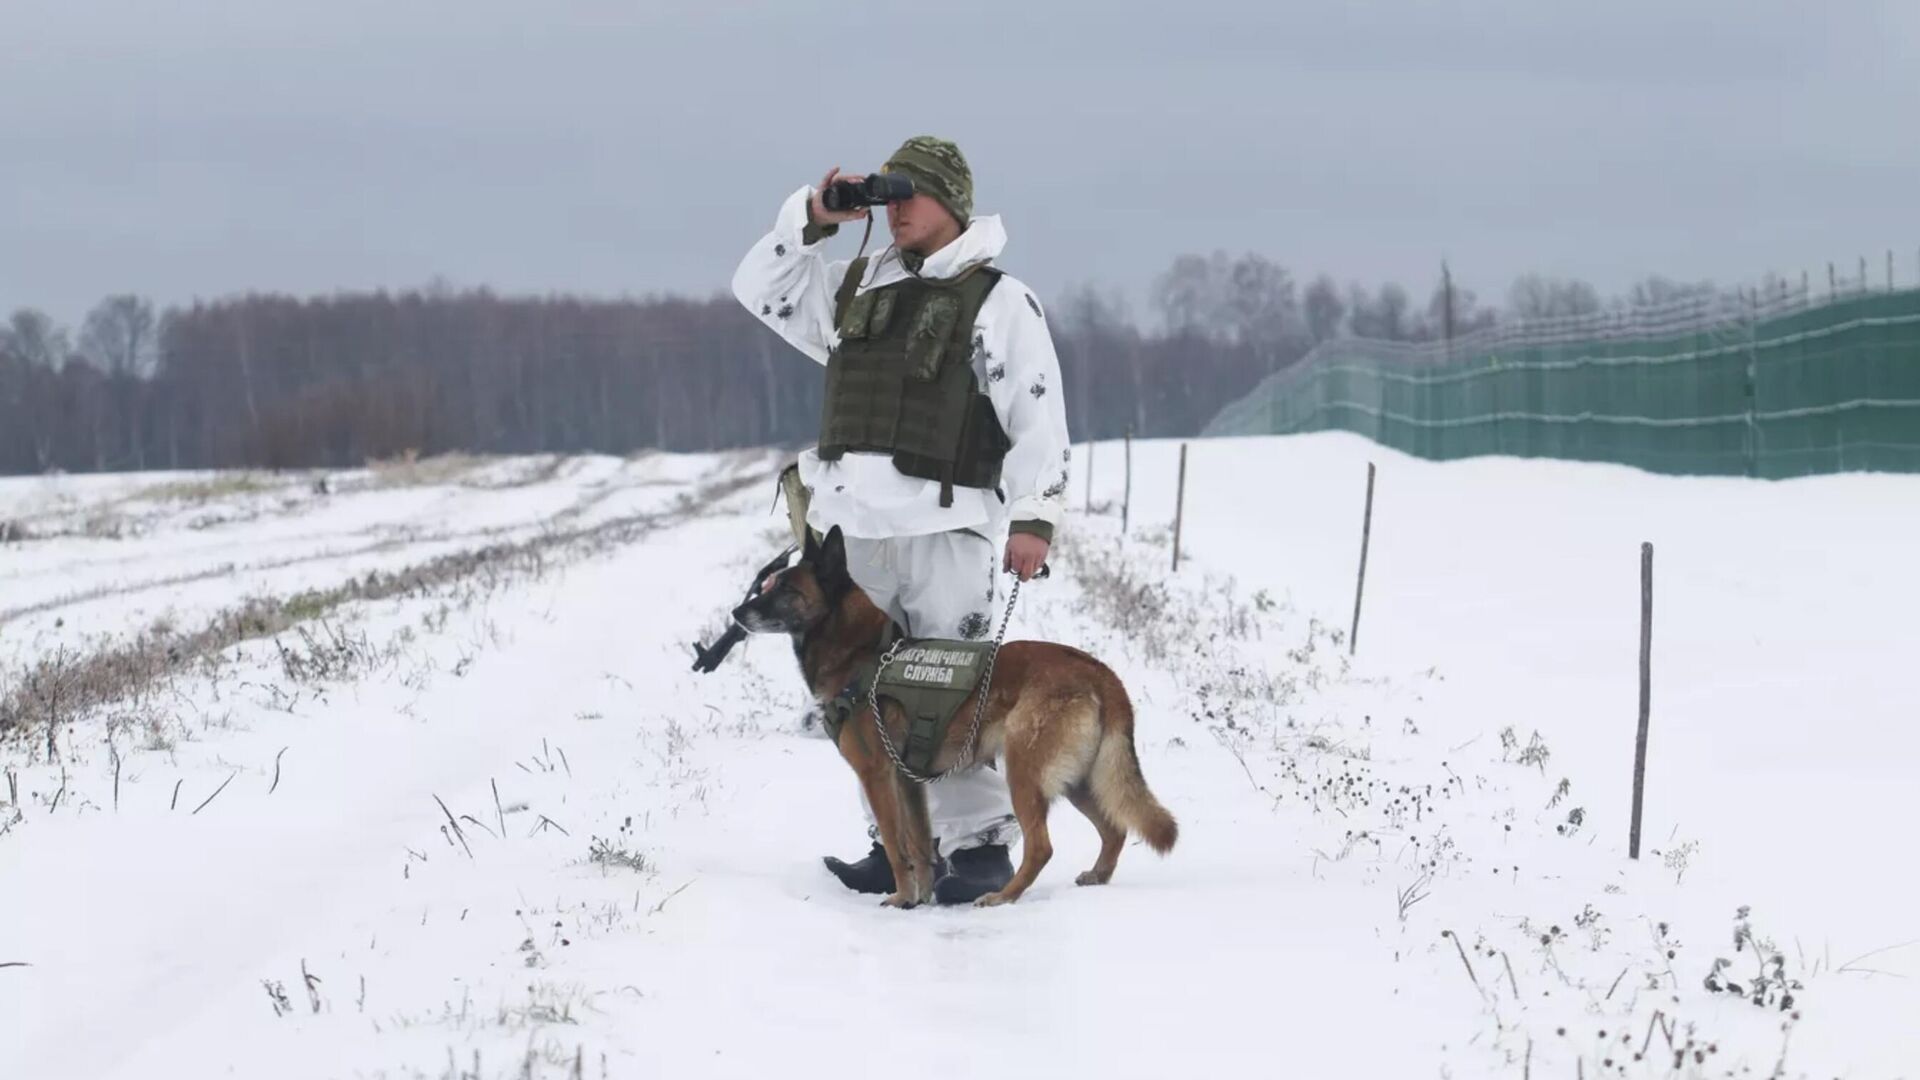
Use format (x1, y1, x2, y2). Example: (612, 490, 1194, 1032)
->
(1203, 288, 1920, 478)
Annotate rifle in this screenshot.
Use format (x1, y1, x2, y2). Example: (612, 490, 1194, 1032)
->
(689, 544, 797, 673)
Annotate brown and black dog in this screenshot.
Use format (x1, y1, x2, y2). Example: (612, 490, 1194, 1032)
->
(733, 525, 1178, 907)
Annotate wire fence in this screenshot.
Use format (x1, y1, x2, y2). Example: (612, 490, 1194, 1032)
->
(1204, 271, 1920, 478)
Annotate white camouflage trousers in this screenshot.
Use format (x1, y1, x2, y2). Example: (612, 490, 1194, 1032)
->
(841, 530, 1020, 854)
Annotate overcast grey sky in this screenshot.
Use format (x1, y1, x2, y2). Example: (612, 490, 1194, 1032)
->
(5, 0, 1917, 328)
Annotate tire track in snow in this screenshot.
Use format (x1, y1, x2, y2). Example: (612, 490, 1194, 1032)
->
(0, 453, 780, 744)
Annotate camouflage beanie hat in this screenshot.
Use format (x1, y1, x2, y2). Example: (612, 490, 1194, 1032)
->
(884, 136, 973, 227)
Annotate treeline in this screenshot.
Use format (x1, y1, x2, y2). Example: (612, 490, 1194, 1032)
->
(0, 259, 1722, 475)
(1, 291, 804, 472)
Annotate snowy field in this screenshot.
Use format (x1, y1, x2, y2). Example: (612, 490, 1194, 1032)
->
(2, 434, 1915, 1079)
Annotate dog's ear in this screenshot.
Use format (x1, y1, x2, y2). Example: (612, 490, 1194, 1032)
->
(816, 525, 849, 590)
(802, 525, 821, 566)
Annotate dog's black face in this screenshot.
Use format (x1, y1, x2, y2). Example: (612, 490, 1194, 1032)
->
(732, 525, 853, 635)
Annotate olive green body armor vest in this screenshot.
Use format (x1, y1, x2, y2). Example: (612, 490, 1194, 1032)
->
(818, 257, 1011, 506)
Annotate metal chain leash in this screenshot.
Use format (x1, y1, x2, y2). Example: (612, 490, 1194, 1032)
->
(868, 574, 1024, 785)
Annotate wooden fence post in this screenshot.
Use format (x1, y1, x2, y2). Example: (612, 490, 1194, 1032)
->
(1084, 440, 1095, 514)
(1172, 443, 1189, 571)
(1743, 288, 1759, 478)
(1349, 462, 1376, 655)
(1629, 542, 1654, 860)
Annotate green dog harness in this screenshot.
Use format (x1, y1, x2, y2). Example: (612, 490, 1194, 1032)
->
(821, 628, 997, 777)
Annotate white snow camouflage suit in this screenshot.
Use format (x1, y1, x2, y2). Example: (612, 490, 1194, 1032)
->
(732, 184, 1072, 852)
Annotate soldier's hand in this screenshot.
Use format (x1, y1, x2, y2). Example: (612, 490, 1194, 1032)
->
(1004, 533, 1050, 582)
(809, 167, 872, 226)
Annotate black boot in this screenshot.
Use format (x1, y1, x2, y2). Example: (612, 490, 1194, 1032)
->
(823, 842, 895, 895)
(932, 843, 1014, 905)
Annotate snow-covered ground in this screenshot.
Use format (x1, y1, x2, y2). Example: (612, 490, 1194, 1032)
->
(2, 434, 1914, 1079)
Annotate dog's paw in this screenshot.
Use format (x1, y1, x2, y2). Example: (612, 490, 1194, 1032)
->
(880, 894, 921, 910)
(1074, 870, 1110, 887)
(973, 891, 1015, 908)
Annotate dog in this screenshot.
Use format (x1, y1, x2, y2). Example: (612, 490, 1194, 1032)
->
(732, 525, 1178, 907)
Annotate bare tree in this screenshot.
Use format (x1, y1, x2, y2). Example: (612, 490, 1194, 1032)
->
(79, 295, 157, 377)
(1153, 252, 1226, 337)
(1349, 283, 1413, 341)
(1624, 275, 1716, 309)
(1304, 275, 1345, 345)
(0, 310, 74, 470)
(3, 309, 70, 369)
(1508, 273, 1602, 320)
(1221, 253, 1300, 366)
(1154, 250, 1302, 351)
(1056, 284, 1142, 439)
(76, 295, 159, 468)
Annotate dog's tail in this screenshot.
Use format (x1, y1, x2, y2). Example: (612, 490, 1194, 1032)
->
(1091, 670, 1179, 854)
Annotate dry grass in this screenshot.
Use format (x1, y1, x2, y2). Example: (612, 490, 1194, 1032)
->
(137, 473, 276, 505)
(4, 472, 289, 544)
(0, 462, 773, 748)
(1056, 528, 1345, 712)
(463, 455, 568, 491)
(1056, 532, 1180, 659)
(82, 510, 130, 539)
(361, 450, 487, 490)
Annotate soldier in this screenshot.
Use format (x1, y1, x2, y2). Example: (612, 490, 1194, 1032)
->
(732, 136, 1071, 904)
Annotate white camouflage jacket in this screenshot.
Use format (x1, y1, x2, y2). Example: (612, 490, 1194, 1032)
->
(731, 186, 1070, 543)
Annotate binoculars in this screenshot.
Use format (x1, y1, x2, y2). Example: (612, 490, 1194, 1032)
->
(822, 172, 915, 212)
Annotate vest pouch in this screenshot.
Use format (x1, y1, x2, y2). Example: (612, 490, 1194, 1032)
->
(838, 290, 877, 341)
(906, 292, 960, 380)
(867, 291, 897, 337)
